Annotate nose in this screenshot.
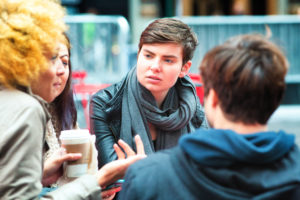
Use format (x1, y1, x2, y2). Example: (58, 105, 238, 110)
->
(150, 58, 161, 72)
(56, 60, 66, 76)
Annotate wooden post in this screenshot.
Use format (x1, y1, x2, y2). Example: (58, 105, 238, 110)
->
(267, 0, 277, 14)
(232, 0, 251, 15)
(182, 0, 193, 16)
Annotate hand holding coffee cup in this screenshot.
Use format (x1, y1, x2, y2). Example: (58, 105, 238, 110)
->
(60, 129, 91, 178)
(42, 148, 82, 186)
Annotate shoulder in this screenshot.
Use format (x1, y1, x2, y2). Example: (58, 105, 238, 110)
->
(0, 88, 45, 117)
(125, 148, 179, 184)
(287, 144, 300, 165)
(191, 100, 209, 129)
(0, 89, 46, 163)
(120, 150, 172, 199)
(120, 147, 186, 200)
(91, 80, 125, 107)
(131, 149, 173, 169)
(0, 89, 47, 134)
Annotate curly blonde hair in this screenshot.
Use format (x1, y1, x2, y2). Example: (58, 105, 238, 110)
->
(0, 0, 67, 88)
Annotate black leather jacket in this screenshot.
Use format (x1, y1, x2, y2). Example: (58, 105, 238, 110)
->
(90, 78, 208, 168)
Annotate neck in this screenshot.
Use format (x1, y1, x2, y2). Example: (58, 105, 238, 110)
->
(151, 90, 168, 108)
(214, 120, 268, 134)
(213, 106, 267, 134)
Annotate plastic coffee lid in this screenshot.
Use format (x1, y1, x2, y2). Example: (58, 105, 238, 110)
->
(60, 129, 90, 141)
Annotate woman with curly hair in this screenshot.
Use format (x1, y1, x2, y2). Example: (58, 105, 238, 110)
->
(0, 0, 145, 199)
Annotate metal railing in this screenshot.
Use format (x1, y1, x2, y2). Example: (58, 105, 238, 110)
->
(180, 15, 300, 83)
(65, 15, 130, 84)
(65, 15, 131, 128)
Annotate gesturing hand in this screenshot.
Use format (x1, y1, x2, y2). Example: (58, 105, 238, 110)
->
(96, 135, 146, 188)
(113, 134, 145, 159)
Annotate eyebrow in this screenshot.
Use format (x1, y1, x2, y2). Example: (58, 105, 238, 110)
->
(59, 54, 69, 58)
(143, 49, 178, 59)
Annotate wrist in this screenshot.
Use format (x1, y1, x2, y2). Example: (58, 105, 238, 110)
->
(96, 169, 107, 188)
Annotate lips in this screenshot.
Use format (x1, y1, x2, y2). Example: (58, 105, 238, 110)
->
(53, 82, 62, 88)
(145, 75, 161, 84)
(147, 75, 161, 81)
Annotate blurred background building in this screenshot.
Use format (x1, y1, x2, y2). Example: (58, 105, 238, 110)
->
(61, 0, 300, 43)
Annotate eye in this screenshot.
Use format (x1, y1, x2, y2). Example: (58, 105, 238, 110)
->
(144, 54, 152, 59)
(51, 55, 58, 61)
(165, 59, 174, 63)
(60, 55, 69, 67)
(61, 59, 69, 67)
(63, 61, 68, 66)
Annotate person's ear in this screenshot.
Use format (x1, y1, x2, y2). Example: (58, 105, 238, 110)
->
(179, 61, 192, 78)
(204, 89, 219, 111)
(210, 89, 219, 108)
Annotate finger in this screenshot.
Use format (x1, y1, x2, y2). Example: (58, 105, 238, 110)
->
(52, 148, 66, 157)
(56, 153, 82, 164)
(134, 135, 145, 155)
(101, 187, 121, 197)
(114, 187, 122, 193)
(113, 144, 125, 160)
(110, 155, 146, 177)
(126, 154, 147, 165)
(101, 191, 117, 200)
(118, 139, 135, 157)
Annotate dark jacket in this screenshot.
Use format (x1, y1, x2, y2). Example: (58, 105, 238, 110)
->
(119, 129, 300, 200)
(90, 78, 208, 168)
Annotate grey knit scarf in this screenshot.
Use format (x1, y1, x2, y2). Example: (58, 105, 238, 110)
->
(120, 67, 197, 154)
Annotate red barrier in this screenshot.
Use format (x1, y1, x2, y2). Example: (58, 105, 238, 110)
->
(72, 71, 110, 130)
(188, 73, 204, 105)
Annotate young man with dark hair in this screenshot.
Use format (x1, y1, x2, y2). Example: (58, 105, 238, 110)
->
(119, 34, 300, 200)
(90, 18, 208, 168)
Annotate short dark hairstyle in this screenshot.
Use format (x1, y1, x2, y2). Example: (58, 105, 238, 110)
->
(200, 34, 288, 124)
(138, 18, 198, 65)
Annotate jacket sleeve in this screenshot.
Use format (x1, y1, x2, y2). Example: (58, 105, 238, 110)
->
(0, 98, 46, 199)
(192, 96, 210, 129)
(42, 174, 101, 200)
(89, 92, 118, 168)
(0, 91, 102, 200)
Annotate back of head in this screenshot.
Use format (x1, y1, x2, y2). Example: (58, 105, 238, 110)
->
(200, 34, 288, 124)
(138, 18, 198, 64)
(0, 0, 67, 88)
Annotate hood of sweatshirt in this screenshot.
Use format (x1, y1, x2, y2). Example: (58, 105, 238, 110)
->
(179, 129, 295, 167)
(172, 129, 300, 199)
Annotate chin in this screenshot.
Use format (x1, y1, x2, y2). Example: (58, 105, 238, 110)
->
(44, 95, 56, 103)
(145, 87, 160, 94)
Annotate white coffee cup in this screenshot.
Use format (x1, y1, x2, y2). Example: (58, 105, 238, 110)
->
(60, 129, 91, 178)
